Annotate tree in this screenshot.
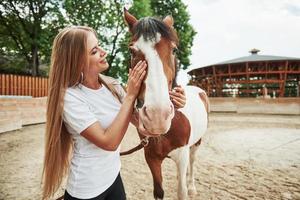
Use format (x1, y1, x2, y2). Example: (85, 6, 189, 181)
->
(0, 0, 62, 76)
(63, 0, 125, 80)
(0, 0, 195, 79)
(150, 0, 196, 70)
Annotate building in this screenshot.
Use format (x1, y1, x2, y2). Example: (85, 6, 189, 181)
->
(188, 49, 300, 97)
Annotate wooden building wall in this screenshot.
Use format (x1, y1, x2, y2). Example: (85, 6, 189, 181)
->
(189, 60, 300, 97)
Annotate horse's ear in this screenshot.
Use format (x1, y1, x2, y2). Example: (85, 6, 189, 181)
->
(163, 15, 174, 27)
(124, 8, 137, 33)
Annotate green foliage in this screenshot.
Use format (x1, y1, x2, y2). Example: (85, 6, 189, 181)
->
(63, 0, 129, 81)
(39, 1, 67, 65)
(150, 0, 196, 70)
(130, 0, 153, 18)
(0, 0, 64, 76)
(0, 53, 30, 75)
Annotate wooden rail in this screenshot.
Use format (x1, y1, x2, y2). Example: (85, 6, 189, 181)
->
(0, 74, 48, 97)
(209, 97, 300, 115)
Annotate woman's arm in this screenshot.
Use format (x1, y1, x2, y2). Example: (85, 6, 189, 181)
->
(81, 61, 147, 151)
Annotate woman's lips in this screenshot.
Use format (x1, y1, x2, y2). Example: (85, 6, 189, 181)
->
(100, 59, 107, 64)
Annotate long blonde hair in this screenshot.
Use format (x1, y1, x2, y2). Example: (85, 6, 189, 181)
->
(42, 26, 90, 199)
(42, 26, 122, 199)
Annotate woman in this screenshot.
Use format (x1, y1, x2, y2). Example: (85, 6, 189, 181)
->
(42, 26, 186, 200)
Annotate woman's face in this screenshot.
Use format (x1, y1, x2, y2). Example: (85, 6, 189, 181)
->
(86, 31, 109, 74)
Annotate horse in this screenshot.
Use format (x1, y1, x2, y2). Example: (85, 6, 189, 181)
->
(124, 9, 209, 200)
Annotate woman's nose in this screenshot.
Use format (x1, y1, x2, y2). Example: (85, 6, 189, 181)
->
(98, 48, 106, 57)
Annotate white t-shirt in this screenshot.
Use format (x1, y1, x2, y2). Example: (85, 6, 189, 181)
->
(62, 78, 126, 199)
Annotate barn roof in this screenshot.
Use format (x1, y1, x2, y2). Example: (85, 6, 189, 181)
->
(190, 49, 300, 72)
(215, 54, 300, 65)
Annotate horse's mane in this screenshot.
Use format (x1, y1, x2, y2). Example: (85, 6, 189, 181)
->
(132, 17, 178, 45)
(132, 17, 179, 87)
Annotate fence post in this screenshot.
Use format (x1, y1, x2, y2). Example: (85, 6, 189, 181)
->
(0, 74, 4, 95)
(13, 74, 17, 95)
(6, 74, 10, 95)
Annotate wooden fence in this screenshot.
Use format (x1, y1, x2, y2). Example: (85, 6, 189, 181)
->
(0, 74, 48, 97)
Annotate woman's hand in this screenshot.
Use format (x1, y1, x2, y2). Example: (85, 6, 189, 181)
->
(169, 85, 186, 109)
(126, 61, 147, 99)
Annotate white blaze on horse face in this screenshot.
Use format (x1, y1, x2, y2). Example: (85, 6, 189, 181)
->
(134, 33, 174, 135)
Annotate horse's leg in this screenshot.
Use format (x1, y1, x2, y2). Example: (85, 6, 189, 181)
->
(188, 142, 200, 195)
(170, 146, 189, 200)
(146, 157, 164, 200)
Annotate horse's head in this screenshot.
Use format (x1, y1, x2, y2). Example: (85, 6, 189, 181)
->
(124, 9, 179, 136)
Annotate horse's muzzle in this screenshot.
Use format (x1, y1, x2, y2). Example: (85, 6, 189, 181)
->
(138, 103, 174, 136)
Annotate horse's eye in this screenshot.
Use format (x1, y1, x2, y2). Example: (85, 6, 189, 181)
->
(129, 46, 137, 55)
(129, 48, 134, 55)
(172, 48, 178, 55)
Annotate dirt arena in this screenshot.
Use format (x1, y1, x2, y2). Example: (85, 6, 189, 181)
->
(0, 113, 299, 200)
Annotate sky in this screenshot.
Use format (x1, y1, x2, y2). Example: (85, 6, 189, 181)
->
(177, 0, 300, 85)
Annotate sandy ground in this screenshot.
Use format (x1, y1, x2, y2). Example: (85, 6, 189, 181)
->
(0, 113, 300, 200)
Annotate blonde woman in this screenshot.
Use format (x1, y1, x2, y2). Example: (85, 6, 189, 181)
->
(42, 26, 186, 200)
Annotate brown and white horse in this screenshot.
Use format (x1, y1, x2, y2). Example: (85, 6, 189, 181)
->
(124, 9, 209, 200)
